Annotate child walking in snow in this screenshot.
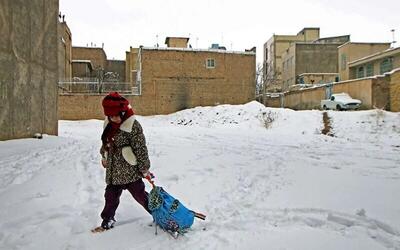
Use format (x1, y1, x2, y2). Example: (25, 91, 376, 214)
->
(98, 92, 152, 230)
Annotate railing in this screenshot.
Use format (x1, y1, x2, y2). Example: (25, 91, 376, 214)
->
(58, 81, 140, 95)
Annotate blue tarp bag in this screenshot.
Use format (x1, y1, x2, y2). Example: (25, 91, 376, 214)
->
(148, 186, 195, 233)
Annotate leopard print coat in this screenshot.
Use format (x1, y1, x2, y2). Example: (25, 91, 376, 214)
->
(100, 116, 150, 185)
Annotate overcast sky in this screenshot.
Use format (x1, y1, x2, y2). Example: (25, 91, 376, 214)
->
(60, 0, 400, 63)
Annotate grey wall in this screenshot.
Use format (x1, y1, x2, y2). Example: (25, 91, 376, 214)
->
(0, 0, 59, 140)
(295, 44, 340, 75)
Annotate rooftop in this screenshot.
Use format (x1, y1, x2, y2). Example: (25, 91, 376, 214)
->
(140, 46, 256, 55)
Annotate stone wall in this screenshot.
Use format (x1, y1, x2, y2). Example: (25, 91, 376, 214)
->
(0, 0, 59, 140)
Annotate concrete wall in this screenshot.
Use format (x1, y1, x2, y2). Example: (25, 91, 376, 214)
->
(72, 62, 92, 78)
(283, 87, 326, 110)
(0, 0, 59, 140)
(106, 60, 125, 81)
(295, 44, 339, 76)
(72, 47, 107, 70)
(281, 44, 296, 88)
(282, 43, 339, 90)
(331, 78, 373, 108)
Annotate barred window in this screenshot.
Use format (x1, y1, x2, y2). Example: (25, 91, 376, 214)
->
(380, 58, 393, 74)
(206, 58, 215, 68)
(357, 66, 365, 78)
(366, 64, 374, 77)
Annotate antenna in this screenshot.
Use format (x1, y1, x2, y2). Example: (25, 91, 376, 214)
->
(391, 29, 397, 48)
(156, 34, 159, 47)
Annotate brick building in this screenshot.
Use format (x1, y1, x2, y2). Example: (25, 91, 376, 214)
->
(125, 37, 256, 114)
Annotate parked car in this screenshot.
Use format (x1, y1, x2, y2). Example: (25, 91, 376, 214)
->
(321, 93, 362, 110)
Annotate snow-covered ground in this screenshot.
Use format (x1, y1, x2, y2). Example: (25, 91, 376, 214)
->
(0, 101, 399, 250)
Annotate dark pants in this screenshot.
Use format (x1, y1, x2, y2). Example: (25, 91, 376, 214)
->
(101, 179, 151, 221)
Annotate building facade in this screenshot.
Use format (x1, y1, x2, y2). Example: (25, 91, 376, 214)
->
(72, 46, 107, 79)
(348, 47, 400, 79)
(281, 42, 346, 90)
(338, 42, 391, 81)
(263, 28, 320, 91)
(125, 37, 256, 114)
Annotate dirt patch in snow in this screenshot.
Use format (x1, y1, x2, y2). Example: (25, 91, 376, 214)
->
(322, 112, 334, 137)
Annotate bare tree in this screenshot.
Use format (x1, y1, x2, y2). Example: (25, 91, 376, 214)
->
(255, 63, 264, 97)
(261, 62, 279, 105)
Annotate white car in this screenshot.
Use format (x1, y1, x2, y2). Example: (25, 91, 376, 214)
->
(321, 93, 362, 110)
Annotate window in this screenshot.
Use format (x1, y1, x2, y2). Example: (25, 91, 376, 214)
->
(206, 58, 215, 68)
(357, 66, 365, 78)
(341, 54, 347, 70)
(366, 64, 374, 77)
(380, 57, 393, 74)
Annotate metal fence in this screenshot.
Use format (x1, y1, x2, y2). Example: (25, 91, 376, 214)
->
(58, 81, 140, 95)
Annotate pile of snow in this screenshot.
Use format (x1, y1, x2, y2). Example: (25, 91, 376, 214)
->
(0, 102, 399, 250)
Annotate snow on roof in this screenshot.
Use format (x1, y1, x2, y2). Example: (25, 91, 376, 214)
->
(141, 46, 255, 55)
(298, 73, 338, 76)
(71, 59, 92, 63)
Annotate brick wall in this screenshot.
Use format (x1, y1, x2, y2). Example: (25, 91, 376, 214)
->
(59, 49, 256, 119)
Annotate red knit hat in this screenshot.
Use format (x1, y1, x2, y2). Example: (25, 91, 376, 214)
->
(102, 92, 130, 116)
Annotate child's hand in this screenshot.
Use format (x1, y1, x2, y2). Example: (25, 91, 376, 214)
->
(101, 158, 107, 168)
(143, 171, 154, 179)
